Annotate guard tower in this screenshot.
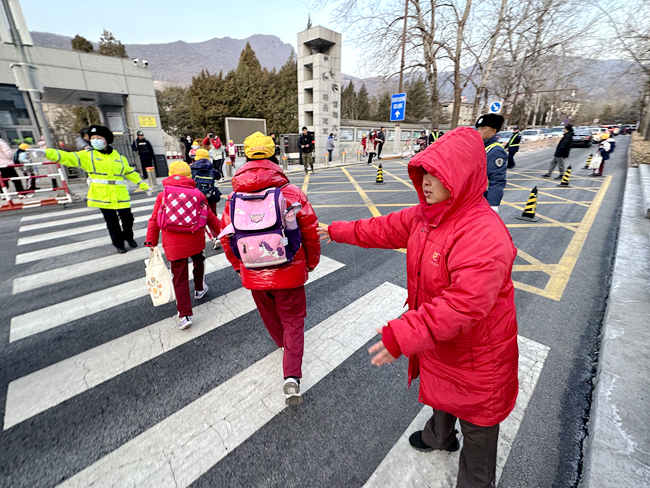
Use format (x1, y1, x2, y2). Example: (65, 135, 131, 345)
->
(297, 26, 342, 162)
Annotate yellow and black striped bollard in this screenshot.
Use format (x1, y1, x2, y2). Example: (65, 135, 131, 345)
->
(558, 166, 572, 187)
(516, 186, 539, 222)
(375, 164, 386, 185)
(584, 154, 592, 169)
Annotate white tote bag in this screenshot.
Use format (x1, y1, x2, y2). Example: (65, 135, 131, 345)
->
(146, 247, 176, 306)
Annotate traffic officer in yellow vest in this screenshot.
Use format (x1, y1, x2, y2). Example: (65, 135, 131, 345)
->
(475, 114, 507, 213)
(428, 126, 444, 145)
(32, 125, 150, 254)
(504, 126, 522, 169)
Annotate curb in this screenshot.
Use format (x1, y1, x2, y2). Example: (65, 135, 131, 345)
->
(639, 164, 650, 218)
(580, 157, 650, 485)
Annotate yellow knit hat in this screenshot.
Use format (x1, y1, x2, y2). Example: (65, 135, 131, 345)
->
(19, 143, 30, 150)
(195, 148, 210, 160)
(168, 161, 191, 177)
(601, 132, 610, 140)
(244, 131, 275, 159)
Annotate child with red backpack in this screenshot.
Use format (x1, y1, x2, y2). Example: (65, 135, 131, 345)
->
(219, 132, 321, 406)
(145, 161, 221, 330)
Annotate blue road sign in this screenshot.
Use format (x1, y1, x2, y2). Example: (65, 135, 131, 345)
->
(490, 101, 502, 113)
(390, 93, 407, 122)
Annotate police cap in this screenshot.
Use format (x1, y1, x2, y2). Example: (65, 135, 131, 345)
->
(88, 125, 114, 144)
(475, 114, 504, 132)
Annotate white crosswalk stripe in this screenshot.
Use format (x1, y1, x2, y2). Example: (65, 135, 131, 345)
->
(17, 215, 151, 246)
(3, 256, 344, 430)
(18, 197, 157, 222)
(56, 282, 408, 488)
(363, 335, 550, 487)
(9, 254, 231, 342)
(18, 205, 155, 232)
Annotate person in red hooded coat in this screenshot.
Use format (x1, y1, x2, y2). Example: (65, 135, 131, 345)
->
(318, 126, 518, 488)
(220, 132, 321, 406)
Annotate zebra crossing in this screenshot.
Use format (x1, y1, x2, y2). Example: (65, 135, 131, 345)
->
(1, 200, 550, 488)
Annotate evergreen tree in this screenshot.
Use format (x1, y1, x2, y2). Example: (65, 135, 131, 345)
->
(405, 77, 429, 123)
(156, 86, 193, 137)
(71, 35, 94, 53)
(341, 81, 357, 119)
(268, 53, 298, 134)
(356, 83, 371, 120)
(231, 43, 265, 119)
(98, 29, 128, 58)
(373, 92, 392, 122)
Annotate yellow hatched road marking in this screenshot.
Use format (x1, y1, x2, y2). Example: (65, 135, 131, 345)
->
(371, 164, 414, 190)
(501, 201, 579, 231)
(340, 167, 382, 217)
(506, 180, 592, 207)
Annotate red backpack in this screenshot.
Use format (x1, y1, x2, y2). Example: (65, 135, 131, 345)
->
(157, 184, 208, 234)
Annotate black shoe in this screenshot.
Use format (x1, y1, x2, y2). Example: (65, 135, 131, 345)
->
(554, 176, 562, 180)
(116, 247, 127, 254)
(541, 173, 550, 178)
(127, 239, 138, 248)
(408, 430, 460, 452)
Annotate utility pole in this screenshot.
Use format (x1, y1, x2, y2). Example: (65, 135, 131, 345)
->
(1, 0, 53, 148)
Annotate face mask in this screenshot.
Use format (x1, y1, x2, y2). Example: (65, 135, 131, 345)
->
(91, 139, 106, 150)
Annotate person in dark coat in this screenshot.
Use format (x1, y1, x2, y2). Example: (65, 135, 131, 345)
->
(504, 127, 522, 169)
(182, 135, 193, 164)
(132, 131, 155, 178)
(376, 127, 386, 159)
(428, 126, 443, 144)
(476, 114, 508, 213)
(542, 124, 573, 179)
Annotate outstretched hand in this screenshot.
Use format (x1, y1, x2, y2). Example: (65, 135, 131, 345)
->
(368, 328, 397, 367)
(317, 225, 332, 244)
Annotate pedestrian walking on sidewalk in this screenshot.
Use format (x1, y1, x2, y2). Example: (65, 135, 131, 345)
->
(0, 136, 25, 196)
(226, 140, 237, 175)
(299, 127, 315, 174)
(220, 132, 321, 406)
(318, 127, 519, 488)
(367, 130, 377, 165)
(376, 127, 385, 159)
(361, 133, 368, 157)
(476, 113, 508, 213)
(504, 127, 522, 169)
(37, 125, 150, 254)
(326, 133, 335, 163)
(145, 161, 221, 330)
(542, 124, 573, 179)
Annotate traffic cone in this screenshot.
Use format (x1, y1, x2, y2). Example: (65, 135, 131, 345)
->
(375, 164, 386, 185)
(584, 154, 592, 169)
(516, 186, 539, 222)
(558, 166, 572, 187)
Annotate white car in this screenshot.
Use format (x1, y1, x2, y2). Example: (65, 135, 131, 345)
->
(590, 127, 608, 142)
(521, 129, 544, 142)
(550, 126, 564, 137)
(540, 128, 553, 139)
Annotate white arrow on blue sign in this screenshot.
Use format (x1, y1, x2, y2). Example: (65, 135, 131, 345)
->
(490, 101, 502, 113)
(390, 93, 407, 122)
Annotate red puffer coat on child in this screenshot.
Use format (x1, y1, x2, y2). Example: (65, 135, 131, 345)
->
(220, 159, 321, 290)
(329, 126, 519, 427)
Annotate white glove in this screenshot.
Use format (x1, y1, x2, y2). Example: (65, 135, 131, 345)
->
(26, 149, 46, 158)
(146, 190, 153, 197)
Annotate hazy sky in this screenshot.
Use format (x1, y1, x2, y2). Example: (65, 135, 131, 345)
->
(20, 0, 362, 75)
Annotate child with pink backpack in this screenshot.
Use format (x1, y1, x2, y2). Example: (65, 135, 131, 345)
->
(145, 161, 221, 329)
(219, 132, 320, 405)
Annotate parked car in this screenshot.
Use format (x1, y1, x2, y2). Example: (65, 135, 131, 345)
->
(589, 127, 608, 142)
(550, 126, 565, 137)
(571, 128, 594, 147)
(521, 129, 544, 142)
(540, 128, 553, 139)
(496, 131, 514, 145)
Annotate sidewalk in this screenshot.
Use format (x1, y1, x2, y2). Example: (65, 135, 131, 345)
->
(580, 159, 650, 483)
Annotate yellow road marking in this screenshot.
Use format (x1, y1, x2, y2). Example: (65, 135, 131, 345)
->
(506, 223, 581, 228)
(371, 164, 414, 190)
(307, 190, 407, 193)
(500, 201, 579, 231)
(505, 180, 592, 207)
(341, 167, 382, 217)
(301, 172, 310, 193)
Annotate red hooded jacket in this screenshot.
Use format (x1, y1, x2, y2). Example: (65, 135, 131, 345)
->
(145, 175, 221, 261)
(220, 160, 321, 290)
(329, 127, 519, 427)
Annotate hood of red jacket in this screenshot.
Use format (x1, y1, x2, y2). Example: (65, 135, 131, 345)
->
(162, 175, 197, 188)
(408, 126, 488, 225)
(231, 159, 288, 192)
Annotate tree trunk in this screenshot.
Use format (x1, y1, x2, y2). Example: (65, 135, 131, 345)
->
(451, 0, 473, 128)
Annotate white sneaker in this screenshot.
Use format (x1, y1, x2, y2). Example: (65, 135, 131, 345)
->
(178, 315, 192, 330)
(212, 238, 221, 250)
(283, 377, 303, 406)
(194, 284, 209, 299)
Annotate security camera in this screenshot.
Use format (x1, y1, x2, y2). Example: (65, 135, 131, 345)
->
(133, 58, 139, 65)
(143, 60, 149, 67)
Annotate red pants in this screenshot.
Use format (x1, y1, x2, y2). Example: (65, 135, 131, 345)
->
(170, 252, 205, 317)
(251, 286, 307, 379)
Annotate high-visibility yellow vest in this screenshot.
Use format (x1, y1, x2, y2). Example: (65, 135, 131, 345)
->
(508, 133, 521, 147)
(485, 142, 503, 154)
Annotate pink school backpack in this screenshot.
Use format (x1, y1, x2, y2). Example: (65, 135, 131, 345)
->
(218, 186, 302, 269)
(157, 182, 208, 233)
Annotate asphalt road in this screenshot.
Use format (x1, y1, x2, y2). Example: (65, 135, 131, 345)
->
(0, 135, 629, 487)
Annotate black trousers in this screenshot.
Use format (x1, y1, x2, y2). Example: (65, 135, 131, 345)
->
(1, 167, 24, 193)
(367, 152, 375, 165)
(507, 148, 518, 168)
(377, 142, 384, 158)
(100, 208, 134, 249)
(422, 409, 499, 488)
(140, 156, 154, 179)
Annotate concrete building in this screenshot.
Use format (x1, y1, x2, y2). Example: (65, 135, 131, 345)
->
(297, 26, 342, 162)
(441, 100, 476, 127)
(0, 1, 166, 174)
